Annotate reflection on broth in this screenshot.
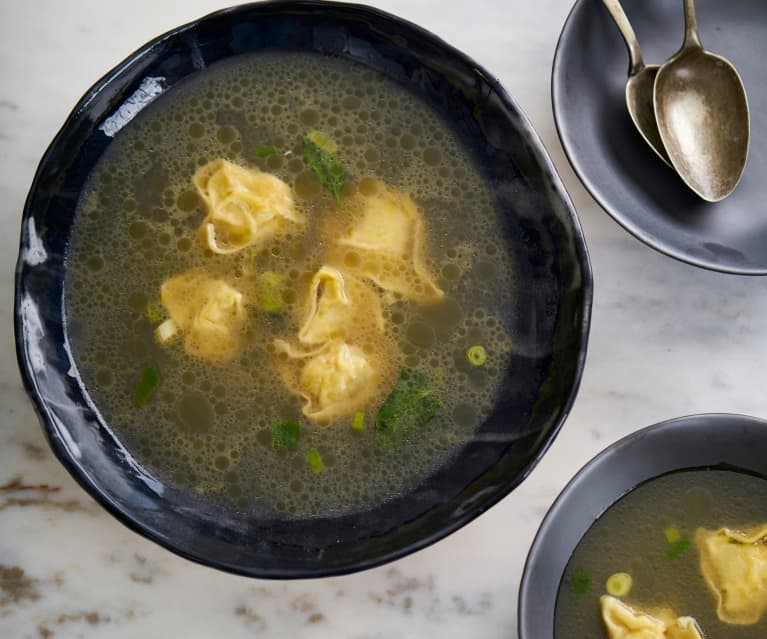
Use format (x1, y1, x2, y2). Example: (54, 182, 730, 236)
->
(65, 51, 516, 518)
(555, 470, 767, 639)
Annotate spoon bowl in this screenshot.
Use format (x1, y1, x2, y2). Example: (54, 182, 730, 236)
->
(602, 0, 670, 165)
(654, 0, 750, 202)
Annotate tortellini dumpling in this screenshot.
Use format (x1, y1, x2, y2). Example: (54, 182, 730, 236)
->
(600, 596, 704, 639)
(159, 270, 246, 362)
(194, 159, 303, 254)
(338, 181, 444, 304)
(695, 524, 767, 625)
(274, 340, 378, 422)
(298, 266, 384, 345)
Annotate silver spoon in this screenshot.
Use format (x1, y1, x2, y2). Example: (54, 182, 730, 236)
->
(654, 0, 750, 202)
(602, 0, 671, 166)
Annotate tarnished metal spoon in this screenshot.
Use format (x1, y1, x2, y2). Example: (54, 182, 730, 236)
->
(602, 0, 671, 166)
(654, 0, 750, 202)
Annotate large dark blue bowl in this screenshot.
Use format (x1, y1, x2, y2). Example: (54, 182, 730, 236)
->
(15, 1, 591, 578)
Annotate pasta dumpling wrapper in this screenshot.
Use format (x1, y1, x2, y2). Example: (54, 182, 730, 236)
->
(695, 524, 767, 625)
(194, 159, 303, 254)
(338, 181, 444, 304)
(600, 596, 704, 639)
(274, 340, 378, 422)
(298, 266, 384, 345)
(160, 270, 246, 362)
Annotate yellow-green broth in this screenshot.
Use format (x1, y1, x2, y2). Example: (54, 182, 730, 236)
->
(555, 470, 767, 638)
(65, 51, 515, 518)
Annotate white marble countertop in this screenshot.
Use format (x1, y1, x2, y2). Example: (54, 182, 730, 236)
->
(1, 1, 766, 637)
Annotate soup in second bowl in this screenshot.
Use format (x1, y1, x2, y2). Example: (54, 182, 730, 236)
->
(555, 469, 767, 639)
(64, 51, 516, 519)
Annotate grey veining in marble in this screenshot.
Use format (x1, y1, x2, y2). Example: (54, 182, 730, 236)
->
(1, 1, 766, 638)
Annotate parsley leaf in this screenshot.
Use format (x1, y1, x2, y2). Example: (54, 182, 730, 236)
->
(272, 421, 300, 451)
(303, 134, 346, 202)
(133, 364, 160, 408)
(569, 569, 592, 595)
(375, 368, 440, 453)
(667, 537, 692, 559)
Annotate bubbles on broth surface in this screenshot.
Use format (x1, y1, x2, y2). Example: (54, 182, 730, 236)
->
(66, 52, 515, 518)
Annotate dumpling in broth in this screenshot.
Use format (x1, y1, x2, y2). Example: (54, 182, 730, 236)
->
(194, 159, 303, 254)
(274, 340, 378, 422)
(600, 596, 704, 639)
(338, 180, 444, 304)
(695, 524, 767, 625)
(158, 270, 246, 362)
(298, 266, 384, 345)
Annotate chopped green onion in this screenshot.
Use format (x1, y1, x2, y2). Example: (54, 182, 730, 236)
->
(307, 448, 324, 474)
(307, 129, 338, 154)
(663, 524, 681, 544)
(667, 537, 692, 559)
(272, 421, 300, 451)
(466, 345, 487, 367)
(352, 410, 365, 432)
(255, 146, 277, 158)
(569, 568, 592, 595)
(155, 318, 178, 343)
(133, 364, 160, 408)
(606, 572, 633, 597)
(145, 302, 164, 325)
(258, 271, 286, 314)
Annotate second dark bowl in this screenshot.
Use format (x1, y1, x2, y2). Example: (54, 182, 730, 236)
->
(518, 412, 767, 638)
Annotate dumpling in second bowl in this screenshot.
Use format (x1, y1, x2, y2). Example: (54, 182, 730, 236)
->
(695, 524, 767, 625)
(600, 595, 704, 639)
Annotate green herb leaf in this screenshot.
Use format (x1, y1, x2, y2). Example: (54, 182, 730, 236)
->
(352, 410, 365, 433)
(272, 421, 300, 451)
(569, 568, 592, 595)
(255, 146, 277, 158)
(303, 134, 346, 202)
(667, 537, 692, 559)
(133, 364, 160, 408)
(307, 448, 324, 474)
(375, 368, 440, 453)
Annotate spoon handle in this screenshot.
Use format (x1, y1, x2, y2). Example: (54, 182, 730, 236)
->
(601, 0, 645, 76)
(682, 0, 703, 49)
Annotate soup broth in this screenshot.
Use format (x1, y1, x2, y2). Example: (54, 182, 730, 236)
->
(555, 470, 767, 638)
(65, 51, 515, 518)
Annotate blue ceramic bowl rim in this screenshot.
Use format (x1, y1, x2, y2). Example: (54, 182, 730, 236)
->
(15, 0, 593, 578)
(518, 412, 767, 637)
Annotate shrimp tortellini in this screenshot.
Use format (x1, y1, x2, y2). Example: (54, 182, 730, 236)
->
(338, 181, 444, 304)
(600, 596, 704, 639)
(158, 270, 246, 362)
(695, 524, 767, 625)
(194, 159, 303, 254)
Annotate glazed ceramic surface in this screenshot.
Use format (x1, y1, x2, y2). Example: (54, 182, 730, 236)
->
(518, 413, 767, 639)
(553, 0, 767, 273)
(14, 1, 591, 578)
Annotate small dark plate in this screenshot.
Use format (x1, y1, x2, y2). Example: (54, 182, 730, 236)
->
(518, 413, 767, 638)
(553, 0, 767, 274)
(15, 1, 591, 578)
